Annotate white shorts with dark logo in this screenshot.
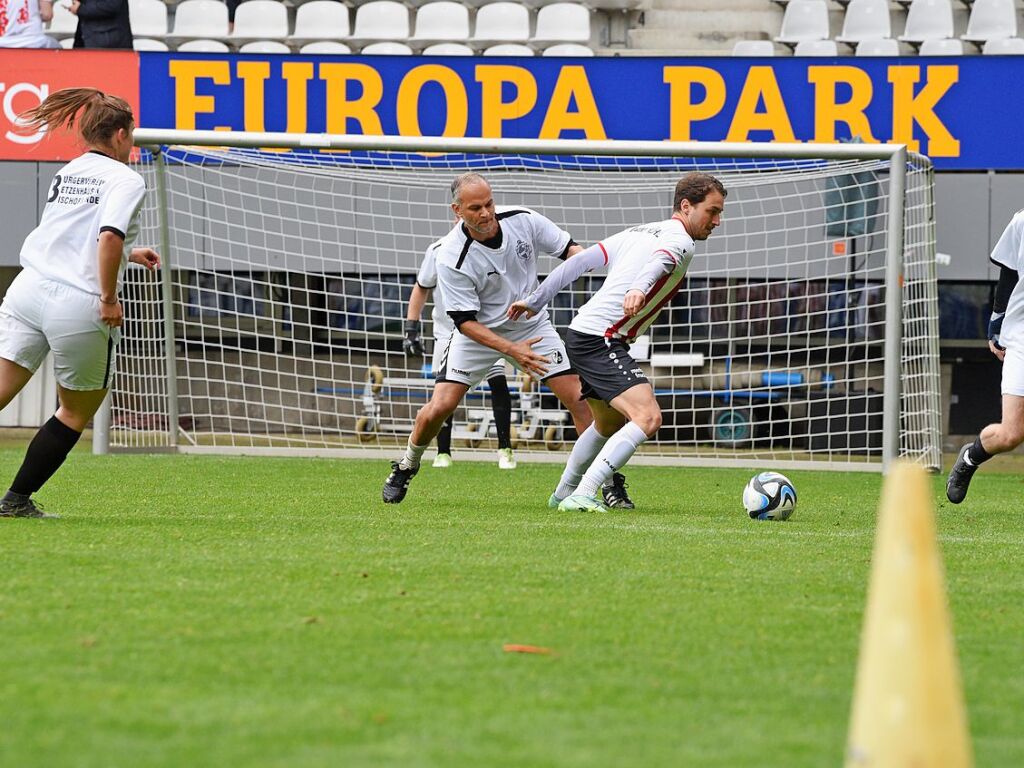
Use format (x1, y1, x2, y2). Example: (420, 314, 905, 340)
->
(432, 330, 506, 383)
(566, 328, 648, 403)
(436, 317, 571, 387)
(0, 267, 118, 391)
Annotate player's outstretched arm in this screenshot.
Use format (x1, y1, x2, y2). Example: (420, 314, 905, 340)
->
(507, 244, 606, 320)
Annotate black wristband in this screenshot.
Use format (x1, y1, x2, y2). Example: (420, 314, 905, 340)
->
(404, 319, 422, 334)
(100, 296, 119, 305)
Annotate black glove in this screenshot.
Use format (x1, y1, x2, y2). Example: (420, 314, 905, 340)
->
(989, 312, 1005, 351)
(403, 319, 424, 356)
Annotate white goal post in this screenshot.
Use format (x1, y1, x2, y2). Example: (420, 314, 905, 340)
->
(99, 129, 941, 472)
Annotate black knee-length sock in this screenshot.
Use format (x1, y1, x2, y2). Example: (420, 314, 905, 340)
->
(436, 414, 454, 455)
(489, 375, 512, 450)
(5, 416, 82, 500)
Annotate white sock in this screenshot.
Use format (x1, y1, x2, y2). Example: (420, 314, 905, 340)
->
(399, 439, 428, 470)
(554, 424, 609, 500)
(576, 422, 648, 498)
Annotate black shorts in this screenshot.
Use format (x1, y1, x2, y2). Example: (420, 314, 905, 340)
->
(565, 328, 649, 404)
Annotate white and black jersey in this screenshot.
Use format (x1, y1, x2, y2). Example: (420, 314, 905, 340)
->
(522, 216, 695, 341)
(415, 240, 452, 337)
(990, 209, 1024, 351)
(20, 150, 147, 296)
(433, 206, 574, 332)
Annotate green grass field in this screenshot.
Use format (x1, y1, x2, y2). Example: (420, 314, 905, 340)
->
(2, 446, 1022, 767)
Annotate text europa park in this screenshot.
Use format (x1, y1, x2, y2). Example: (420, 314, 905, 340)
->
(168, 61, 960, 157)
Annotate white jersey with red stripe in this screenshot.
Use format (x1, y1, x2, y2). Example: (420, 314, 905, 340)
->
(569, 216, 695, 340)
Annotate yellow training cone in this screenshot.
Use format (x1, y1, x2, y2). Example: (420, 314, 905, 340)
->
(845, 461, 973, 768)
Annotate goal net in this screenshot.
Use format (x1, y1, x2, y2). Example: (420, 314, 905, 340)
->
(111, 132, 940, 472)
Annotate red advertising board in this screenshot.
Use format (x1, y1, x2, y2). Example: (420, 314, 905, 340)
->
(0, 49, 139, 161)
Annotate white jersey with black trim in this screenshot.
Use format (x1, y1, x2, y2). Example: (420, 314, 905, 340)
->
(434, 205, 573, 332)
(991, 209, 1024, 350)
(20, 151, 147, 296)
(570, 216, 695, 340)
(415, 240, 454, 336)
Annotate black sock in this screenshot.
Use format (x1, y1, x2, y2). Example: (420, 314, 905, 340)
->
(489, 375, 512, 450)
(967, 436, 992, 466)
(436, 415, 453, 455)
(8, 416, 82, 497)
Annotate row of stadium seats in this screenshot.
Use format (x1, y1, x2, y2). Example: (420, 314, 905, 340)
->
(47, 0, 594, 49)
(773, 0, 1019, 49)
(108, 38, 594, 53)
(733, 35, 1024, 54)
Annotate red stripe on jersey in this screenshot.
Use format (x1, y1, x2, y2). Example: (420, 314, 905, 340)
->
(604, 273, 673, 338)
(653, 248, 678, 263)
(622, 277, 685, 338)
(598, 241, 608, 265)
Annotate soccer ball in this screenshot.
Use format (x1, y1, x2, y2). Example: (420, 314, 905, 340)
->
(743, 471, 797, 521)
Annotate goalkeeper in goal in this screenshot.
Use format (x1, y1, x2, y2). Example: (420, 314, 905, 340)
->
(508, 172, 726, 512)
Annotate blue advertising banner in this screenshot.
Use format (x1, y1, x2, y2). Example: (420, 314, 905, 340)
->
(138, 53, 1016, 170)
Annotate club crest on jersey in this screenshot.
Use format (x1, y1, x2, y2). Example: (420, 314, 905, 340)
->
(515, 239, 532, 261)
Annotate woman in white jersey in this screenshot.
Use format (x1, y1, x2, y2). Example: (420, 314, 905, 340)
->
(0, 88, 159, 518)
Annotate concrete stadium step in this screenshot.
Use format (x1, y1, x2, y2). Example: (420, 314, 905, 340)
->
(628, 7, 781, 52)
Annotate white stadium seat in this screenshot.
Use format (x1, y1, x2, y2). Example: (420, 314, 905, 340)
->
(855, 37, 900, 55)
(176, 38, 231, 52)
(168, 0, 230, 41)
(835, 0, 891, 45)
(290, 1, 350, 43)
(483, 43, 535, 55)
(794, 38, 839, 55)
(299, 40, 353, 53)
(774, 0, 830, 46)
(231, 0, 290, 42)
(59, 37, 75, 48)
(129, 0, 168, 38)
(983, 37, 1024, 54)
(542, 43, 594, 56)
(359, 41, 414, 54)
(731, 40, 777, 55)
(46, 3, 78, 36)
(422, 42, 476, 55)
(918, 37, 963, 55)
(472, 2, 531, 45)
(238, 39, 292, 53)
(410, 2, 470, 45)
(350, 1, 409, 43)
(532, 3, 591, 45)
(898, 0, 954, 45)
(133, 38, 170, 50)
(962, 0, 1017, 46)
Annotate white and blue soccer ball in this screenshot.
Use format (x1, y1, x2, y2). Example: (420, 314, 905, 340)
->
(743, 471, 797, 521)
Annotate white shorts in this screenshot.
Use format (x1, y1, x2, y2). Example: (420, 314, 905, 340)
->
(0, 267, 119, 391)
(432, 330, 506, 382)
(1002, 345, 1024, 397)
(435, 317, 572, 388)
